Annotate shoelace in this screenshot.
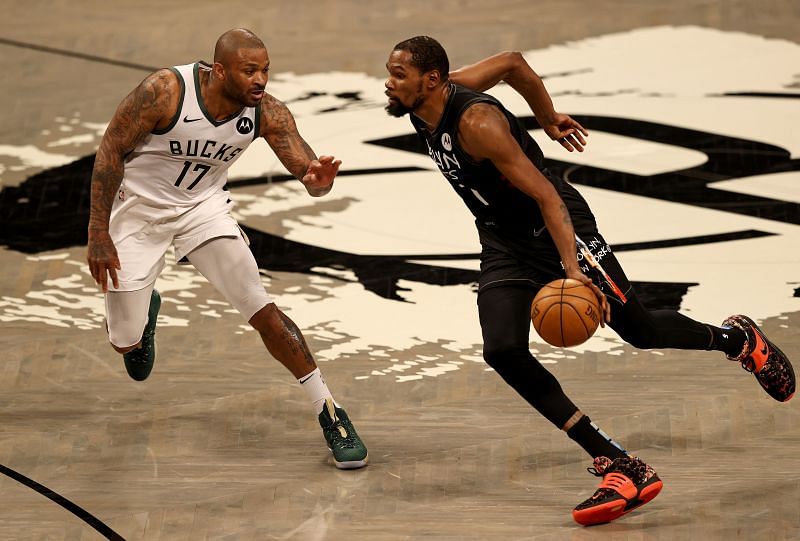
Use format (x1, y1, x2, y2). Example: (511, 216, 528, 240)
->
(587, 457, 613, 477)
(325, 420, 359, 448)
(588, 457, 648, 483)
(127, 332, 154, 365)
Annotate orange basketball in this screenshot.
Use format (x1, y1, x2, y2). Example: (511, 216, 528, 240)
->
(531, 278, 601, 347)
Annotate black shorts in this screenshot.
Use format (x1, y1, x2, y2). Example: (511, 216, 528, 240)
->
(476, 182, 633, 304)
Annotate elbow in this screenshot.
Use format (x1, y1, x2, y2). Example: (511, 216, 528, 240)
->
(499, 51, 529, 82)
(507, 51, 524, 62)
(501, 51, 525, 69)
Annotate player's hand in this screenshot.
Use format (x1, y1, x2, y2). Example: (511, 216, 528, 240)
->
(542, 113, 588, 153)
(565, 268, 611, 326)
(302, 155, 341, 196)
(87, 230, 120, 293)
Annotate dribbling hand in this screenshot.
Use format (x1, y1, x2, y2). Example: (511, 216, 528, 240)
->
(564, 269, 611, 326)
(542, 113, 589, 153)
(303, 155, 341, 196)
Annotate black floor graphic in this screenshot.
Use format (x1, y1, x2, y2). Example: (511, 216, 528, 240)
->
(367, 115, 800, 226)
(1, 113, 796, 310)
(0, 154, 687, 306)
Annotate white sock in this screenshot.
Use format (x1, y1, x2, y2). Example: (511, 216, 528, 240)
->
(298, 368, 337, 414)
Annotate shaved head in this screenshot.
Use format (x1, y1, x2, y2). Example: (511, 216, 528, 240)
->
(213, 28, 266, 66)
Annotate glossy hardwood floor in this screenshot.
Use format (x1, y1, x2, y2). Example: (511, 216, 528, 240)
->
(1, 2, 798, 539)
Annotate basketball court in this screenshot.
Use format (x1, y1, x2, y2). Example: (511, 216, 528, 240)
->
(1, 1, 799, 539)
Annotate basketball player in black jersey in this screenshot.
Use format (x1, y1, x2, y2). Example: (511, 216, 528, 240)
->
(384, 36, 795, 526)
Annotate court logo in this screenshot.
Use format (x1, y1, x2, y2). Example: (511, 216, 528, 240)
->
(441, 132, 452, 151)
(236, 117, 254, 135)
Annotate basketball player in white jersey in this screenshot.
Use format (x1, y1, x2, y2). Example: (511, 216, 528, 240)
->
(86, 28, 368, 469)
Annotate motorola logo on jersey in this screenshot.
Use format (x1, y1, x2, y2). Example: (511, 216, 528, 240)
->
(237, 117, 254, 135)
(441, 132, 452, 151)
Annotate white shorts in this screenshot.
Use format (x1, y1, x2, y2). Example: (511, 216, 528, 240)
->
(108, 188, 242, 291)
(106, 235, 273, 347)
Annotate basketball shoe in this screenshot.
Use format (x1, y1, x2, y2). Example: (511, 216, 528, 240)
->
(123, 290, 161, 381)
(573, 456, 662, 526)
(318, 399, 369, 469)
(722, 314, 795, 402)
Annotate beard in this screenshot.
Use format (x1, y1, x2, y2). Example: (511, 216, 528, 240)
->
(385, 81, 424, 117)
(385, 100, 412, 117)
(223, 80, 259, 107)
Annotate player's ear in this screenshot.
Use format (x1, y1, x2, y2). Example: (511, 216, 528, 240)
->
(426, 70, 440, 88)
(212, 62, 225, 81)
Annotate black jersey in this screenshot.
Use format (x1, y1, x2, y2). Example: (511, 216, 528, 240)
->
(410, 83, 597, 263)
(410, 83, 550, 232)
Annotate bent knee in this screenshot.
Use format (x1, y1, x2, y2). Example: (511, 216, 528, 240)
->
(111, 341, 138, 354)
(483, 345, 532, 368)
(108, 324, 144, 353)
(248, 301, 279, 330)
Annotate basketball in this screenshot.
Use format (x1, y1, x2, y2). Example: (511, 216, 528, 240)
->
(531, 278, 601, 347)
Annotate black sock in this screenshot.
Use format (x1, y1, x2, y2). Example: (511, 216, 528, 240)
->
(706, 324, 746, 356)
(567, 415, 628, 460)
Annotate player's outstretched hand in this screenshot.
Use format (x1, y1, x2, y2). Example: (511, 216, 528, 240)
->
(565, 268, 611, 326)
(87, 230, 120, 293)
(542, 113, 588, 153)
(303, 155, 341, 196)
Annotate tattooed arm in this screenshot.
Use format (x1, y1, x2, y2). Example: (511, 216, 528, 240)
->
(260, 93, 340, 197)
(87, 69, 178, 292)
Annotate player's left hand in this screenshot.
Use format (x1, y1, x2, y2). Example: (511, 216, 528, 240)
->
(303, 155, 341, 196)
(565, 268, 611, 326)
(542, 113, 589, 153)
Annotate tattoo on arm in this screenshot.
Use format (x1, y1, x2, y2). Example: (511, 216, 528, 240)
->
(278, 311, 316, 368)
(89, 70, 173, 232)
(559, 202, 573, 227)
(262, 94, 317, 180)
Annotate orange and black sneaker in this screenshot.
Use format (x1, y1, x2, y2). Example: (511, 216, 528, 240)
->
(722, 314, 795, 402)
(572, 456, 663, 526)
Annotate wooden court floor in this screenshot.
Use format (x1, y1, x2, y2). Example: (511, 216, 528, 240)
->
(1, 2, 799, 540)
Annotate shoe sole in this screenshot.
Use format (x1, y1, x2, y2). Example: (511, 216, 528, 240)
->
(334, 457, 369, 470)
(329, 449, 369, 470)
(573, 476, 663, 526)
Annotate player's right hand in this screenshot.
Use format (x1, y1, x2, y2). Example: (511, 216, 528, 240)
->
(87, 230, 121, 293)
(302, 155, 341, 196)
(565, 268, 611, 326)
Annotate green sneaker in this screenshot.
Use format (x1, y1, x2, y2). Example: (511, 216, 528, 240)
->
(318, 399, 369, 469)
(123, 289, 161, 381)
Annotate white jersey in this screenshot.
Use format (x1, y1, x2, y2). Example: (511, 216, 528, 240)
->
(121, 61, 260, 206)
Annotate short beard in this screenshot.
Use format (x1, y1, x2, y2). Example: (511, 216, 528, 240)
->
(385, 81, 424, 117)
(385, 101, 412, 117)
